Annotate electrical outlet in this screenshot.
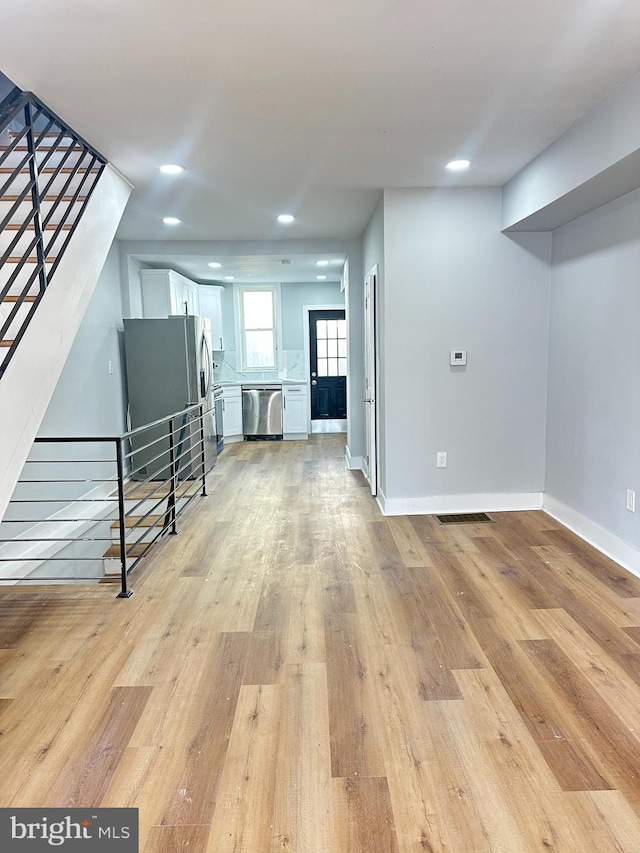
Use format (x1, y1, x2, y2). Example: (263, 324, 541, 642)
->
(436, 451, 447, 468)
(627, 489, 635, 512)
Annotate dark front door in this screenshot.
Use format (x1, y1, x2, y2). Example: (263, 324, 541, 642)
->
(309, 310, 347, 419)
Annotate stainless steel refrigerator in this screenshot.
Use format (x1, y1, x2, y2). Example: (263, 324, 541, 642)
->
(123, 316, 216, 480)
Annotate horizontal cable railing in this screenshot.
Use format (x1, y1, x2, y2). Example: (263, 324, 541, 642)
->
(0, 90, 107, 377)
(0, 404, 210, 598)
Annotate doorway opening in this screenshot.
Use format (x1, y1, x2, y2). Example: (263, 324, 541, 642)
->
(307, 308, 347, 433)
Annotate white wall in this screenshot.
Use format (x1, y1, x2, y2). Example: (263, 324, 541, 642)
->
(5, 241, 129, 526)
(381, 188, 551, 511)
(545, 186, 640, 553)
(281, 281, 343, 349)
(0, 165, 131, 521)
(38, 241, 127, 437)
(502, 71, 640, 231)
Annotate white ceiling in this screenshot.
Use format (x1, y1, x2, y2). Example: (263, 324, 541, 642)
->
(2, 0, 640, 243)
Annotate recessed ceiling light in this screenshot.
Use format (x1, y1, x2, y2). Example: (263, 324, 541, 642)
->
(162, 216, 181, 225)
(208, 262, 222, 268)
(445, 159, 471, 171)
(277, 214, 295, 224)
(316, 275, 327, 280)
(224, 275, 235, 281)
(159, 164, 184, 175)
(316, 260, 329, 266)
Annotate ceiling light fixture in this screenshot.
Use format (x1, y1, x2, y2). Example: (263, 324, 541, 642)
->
(159, 164, 184, 175)
(224, 275, 235, 281)
(277, 214, 295, 224)
(208, 262, 222, 268)
(316, 275, 327, 280)
(445, 159, 471, 171)
(162, 216, 181, 225)
(316, 260, 329, 266)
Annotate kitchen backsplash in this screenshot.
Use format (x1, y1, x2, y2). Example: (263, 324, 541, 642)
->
(213, 349, 306, 383)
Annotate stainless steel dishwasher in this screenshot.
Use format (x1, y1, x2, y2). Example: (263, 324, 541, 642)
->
(242, 385, 283, 438)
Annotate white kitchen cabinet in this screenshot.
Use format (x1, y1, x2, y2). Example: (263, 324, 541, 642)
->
(283, 383, 308, 439)
(222, 385, 243, 441)
(198, 285, 225, 350)
(140, 269, 200, 318)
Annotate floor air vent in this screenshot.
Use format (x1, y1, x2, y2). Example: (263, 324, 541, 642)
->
(436, 512, 493, 525)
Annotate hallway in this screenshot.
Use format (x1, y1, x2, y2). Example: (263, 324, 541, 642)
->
(1, 435, 640, 850)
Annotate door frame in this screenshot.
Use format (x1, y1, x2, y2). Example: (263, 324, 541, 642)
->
(364, 265, 380, 496)
(303, 303, 347, 433)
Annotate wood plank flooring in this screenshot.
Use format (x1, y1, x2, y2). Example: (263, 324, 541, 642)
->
(1, 435, 640, 850)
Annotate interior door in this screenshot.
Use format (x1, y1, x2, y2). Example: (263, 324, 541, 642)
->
(364, 270, 377, 496)
(309, 310, 347, 419)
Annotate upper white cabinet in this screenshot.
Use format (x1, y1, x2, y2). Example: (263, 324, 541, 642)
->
(198, 286, 225, 350)
(140, 269, 200, 318)
(283, 383, 308, 439)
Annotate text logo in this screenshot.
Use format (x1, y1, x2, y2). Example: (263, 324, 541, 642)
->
(0, 808, 138, 850)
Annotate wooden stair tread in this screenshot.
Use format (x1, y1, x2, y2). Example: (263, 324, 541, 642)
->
(119, 480, 202, 499)
(0, 340, 14, 348)
(110, 514, 163, 530)
(2, 295, 37, 303)
(1, 195, 87, 203)
(103, 542, 150, 559)
(6, 257, 56, 263)
(0, 166, 100, 175)
(0, 145, 77, 153)
(4, 223, 72, 231)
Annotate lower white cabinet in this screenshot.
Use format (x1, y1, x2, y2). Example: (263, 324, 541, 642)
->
(283, 383, 308, 439)
(222, 385, 243, 441)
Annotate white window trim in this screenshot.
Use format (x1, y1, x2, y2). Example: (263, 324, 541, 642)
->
(234, 283, 283, 372)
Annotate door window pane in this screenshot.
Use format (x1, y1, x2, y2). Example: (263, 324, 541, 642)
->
(313, 312, 347, 380)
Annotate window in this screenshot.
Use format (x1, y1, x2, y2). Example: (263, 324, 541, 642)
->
(236, 286, 278, 370)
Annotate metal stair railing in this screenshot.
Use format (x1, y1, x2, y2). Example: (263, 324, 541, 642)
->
(0, 403, 210, 598)
(0, 91, 108, 377)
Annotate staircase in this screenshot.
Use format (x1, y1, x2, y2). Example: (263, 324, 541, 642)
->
(101, 480, 203, 580)
(0, 94, 106, 374)
(0, 90, 133, 522)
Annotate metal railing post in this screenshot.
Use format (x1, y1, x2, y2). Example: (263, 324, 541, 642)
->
(115, 438, 132, 598)
(199, 404, 208, 497)
(167, 417, 179, 534)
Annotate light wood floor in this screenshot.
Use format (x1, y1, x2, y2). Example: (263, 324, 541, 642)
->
(2, 435, 640, 851)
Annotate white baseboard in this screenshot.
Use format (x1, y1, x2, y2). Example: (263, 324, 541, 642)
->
(543, 494, 640, 580)
(345, 446, 364, 471)
(378, 491, 544, 517)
